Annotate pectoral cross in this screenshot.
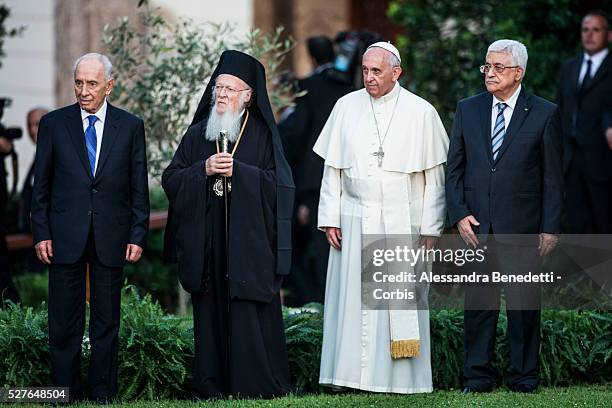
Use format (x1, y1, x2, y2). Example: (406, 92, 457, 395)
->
(372, 145, 385, 167)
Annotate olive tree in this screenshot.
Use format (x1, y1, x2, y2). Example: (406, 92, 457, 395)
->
(103, 9, 296, 178)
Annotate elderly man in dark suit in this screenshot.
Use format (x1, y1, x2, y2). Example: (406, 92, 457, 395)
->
(557, 10, 612, 233)
(446, 39, 563, 394)
(31, 53, 149, 402)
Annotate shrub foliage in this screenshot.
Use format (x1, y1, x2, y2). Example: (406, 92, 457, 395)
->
(388, 0, 612, 128)
(1, 292, 610, 397)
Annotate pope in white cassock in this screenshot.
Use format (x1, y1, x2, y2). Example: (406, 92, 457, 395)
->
(314, 42, 449, 393)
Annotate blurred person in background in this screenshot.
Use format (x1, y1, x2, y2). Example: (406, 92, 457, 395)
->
(557, 10, 612, 233)
(19, 107, 48, 233)
(18, 107, 49, 273)
(0, 98, 20, 306)
(280, 35, 352, 306)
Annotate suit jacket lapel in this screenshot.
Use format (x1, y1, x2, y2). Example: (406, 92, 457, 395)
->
(95, 103, 120, 179)
(478, 92, 493, 164)
(65, 103, 93, 179)
(495, 88, 532, 163)
(569, 55, 582, 98)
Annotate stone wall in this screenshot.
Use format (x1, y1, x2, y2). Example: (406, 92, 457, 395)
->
(254, 0, 350, 77)
(54, 0, 141, 106)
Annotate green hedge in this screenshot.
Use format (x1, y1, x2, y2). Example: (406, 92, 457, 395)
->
(1, 288, 610, 399)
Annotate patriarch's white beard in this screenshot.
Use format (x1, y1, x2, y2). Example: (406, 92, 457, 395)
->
(204, 95, 245, 143)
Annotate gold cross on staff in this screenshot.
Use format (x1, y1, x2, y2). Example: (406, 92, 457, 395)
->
(372, 145, 385, 167)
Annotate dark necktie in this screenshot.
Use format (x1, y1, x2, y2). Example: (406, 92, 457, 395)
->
(85, 115, 98, 176)
(580, 59, 593, 94)
(573, 59, 593, 142)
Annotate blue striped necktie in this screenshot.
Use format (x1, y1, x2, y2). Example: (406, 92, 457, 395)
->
(85, 115, 98, 176)
(491, 102, 507, 160)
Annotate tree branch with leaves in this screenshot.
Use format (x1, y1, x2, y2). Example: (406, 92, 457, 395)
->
(103, 7, 297, 178)
(0, 5, 25, 68)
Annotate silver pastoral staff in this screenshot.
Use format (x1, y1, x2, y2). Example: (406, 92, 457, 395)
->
(213, 130, 230, 197)
(219, 130, 229, 153)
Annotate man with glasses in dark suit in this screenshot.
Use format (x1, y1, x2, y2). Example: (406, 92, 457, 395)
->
(446, 39, 563, 394)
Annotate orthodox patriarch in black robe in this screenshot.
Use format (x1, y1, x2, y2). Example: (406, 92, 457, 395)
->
(162, 50, 294, 399)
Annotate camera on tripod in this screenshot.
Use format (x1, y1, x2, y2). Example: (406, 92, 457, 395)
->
(0, 97, 23, 140)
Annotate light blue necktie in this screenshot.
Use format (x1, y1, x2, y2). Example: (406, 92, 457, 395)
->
(85, 115, 97, 176)
(491, 103, 507, 160)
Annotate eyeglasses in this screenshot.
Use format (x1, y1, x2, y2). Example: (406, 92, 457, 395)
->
(212, 85, 250, 96)
(479, 63, 520, 74)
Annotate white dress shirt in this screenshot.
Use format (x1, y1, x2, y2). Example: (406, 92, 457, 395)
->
(80, 99, 107, 175)
(491, 84, 522, 137)
(578, 48, 609, 84)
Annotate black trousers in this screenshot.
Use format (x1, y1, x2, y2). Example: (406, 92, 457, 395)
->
(463, 239, 541, 391)
(566, 147, 612, 233)
(48, 229, 123, 400)
(284, 193, 329, 306)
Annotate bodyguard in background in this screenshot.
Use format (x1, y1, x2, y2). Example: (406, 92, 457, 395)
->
(31, 53, 149, 402)
(0, 125, 19, 306)
(446, 40, 562, 393)
(279, 35, 352, 305)
(557, 10, 612, 233)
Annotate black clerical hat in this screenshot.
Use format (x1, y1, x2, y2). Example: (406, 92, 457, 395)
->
(216, 50, 260, 90)
(190, 50, 266, 127)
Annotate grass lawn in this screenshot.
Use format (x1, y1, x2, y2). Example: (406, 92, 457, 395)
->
(12, 385, 612, 407)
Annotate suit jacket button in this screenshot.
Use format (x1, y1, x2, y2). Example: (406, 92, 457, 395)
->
(87, 210, 92, 216)
(92, 188, 98, 193)
(491, 168, 496, 172)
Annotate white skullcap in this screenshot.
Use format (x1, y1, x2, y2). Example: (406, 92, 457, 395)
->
(366, 41, 401, 63)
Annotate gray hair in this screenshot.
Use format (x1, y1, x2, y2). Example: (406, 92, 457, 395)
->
(386, 52, 401, 68)
(487, 39, 528, 78)
(363, 47, 401, 68)
(72, 53, 113, 82)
